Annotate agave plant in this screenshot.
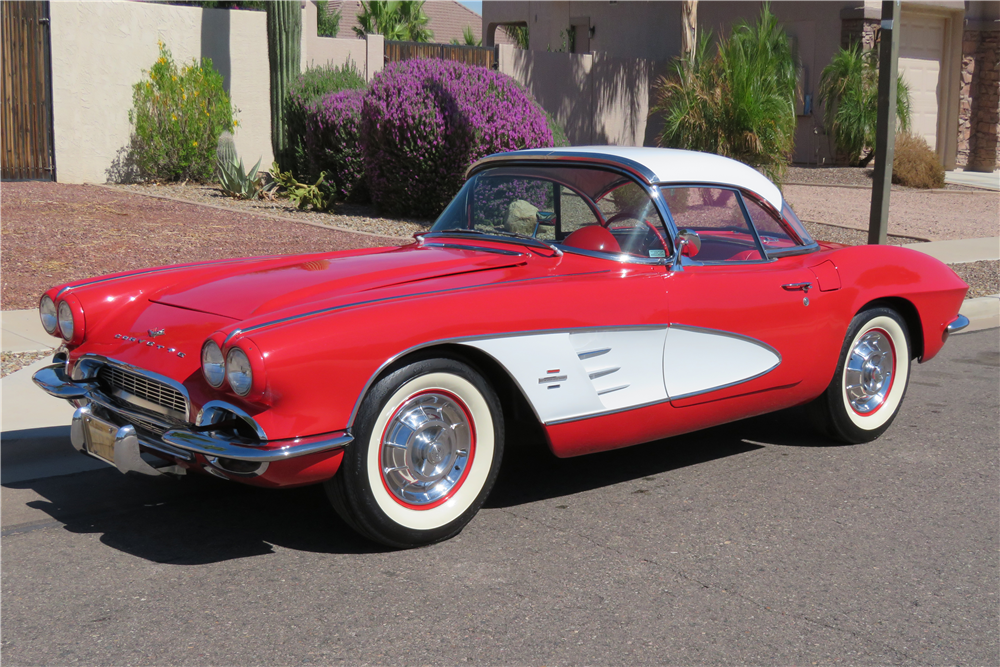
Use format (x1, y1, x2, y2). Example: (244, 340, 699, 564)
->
(218, 155, 263, 200)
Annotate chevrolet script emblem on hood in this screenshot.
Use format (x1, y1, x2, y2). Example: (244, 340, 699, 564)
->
(148, 328, 165, 338)
(115, 333, 185, 357)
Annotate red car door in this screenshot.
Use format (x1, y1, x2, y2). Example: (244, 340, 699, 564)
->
(658, 186, 838, 410)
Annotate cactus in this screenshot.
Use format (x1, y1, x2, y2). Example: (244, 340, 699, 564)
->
(265, 1, 302, 172)
(216, 131, 238, 167)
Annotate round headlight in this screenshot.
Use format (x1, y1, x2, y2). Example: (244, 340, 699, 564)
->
(57, 300, 74, 342)
(40, 296, 58, 335)
(201, 340, 226, 387)
(226, 347, 253, 396)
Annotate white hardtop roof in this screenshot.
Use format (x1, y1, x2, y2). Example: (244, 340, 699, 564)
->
(489, 146, 784, 211)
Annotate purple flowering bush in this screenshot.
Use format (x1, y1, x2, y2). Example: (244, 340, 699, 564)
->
(360, 59, 554, 218)
(304, 89, 367, 203)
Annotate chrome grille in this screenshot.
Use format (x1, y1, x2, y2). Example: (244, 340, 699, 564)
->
(98, 365, 187, 416)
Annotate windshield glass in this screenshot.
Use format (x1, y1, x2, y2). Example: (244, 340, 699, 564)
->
(431, 166, 671, 261)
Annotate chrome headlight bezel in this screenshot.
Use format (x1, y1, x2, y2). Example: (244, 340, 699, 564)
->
(57, 300, 74, 342)
(40, 295, 58, 335)
(201, 340, 226, 388)
(226, 347, 253, 397)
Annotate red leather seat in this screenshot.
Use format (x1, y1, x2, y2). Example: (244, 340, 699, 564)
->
(563, 226, 621, 253)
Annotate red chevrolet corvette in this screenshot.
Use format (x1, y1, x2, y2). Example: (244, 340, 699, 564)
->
(34, 147, 969, 547)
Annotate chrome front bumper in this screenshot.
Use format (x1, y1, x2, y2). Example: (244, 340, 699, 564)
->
(33, 364, 353, 476)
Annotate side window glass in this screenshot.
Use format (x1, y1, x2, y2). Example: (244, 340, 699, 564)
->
(558, 185, 600, 236)
(741, 194, 801, 251)
(661, 187, 764, 262)
(471, 176, 556, 238)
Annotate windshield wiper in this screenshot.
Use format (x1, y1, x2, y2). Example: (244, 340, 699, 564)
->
(428, 228, 562, 256)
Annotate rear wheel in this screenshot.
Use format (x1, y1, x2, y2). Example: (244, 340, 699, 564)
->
(810, 307, 911, 444)
(327, 358, 504, 548)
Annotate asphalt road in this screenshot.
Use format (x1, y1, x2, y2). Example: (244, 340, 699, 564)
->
(2, 330, 997, 666)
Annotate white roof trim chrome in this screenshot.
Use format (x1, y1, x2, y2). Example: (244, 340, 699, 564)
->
(471, 146, 784, 212)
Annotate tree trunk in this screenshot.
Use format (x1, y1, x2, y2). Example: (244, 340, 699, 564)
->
(266, 1, 302, 172)
(681, 0, 698, 67)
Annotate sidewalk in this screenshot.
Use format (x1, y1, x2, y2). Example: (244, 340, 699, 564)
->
(2, 239, 997, 484)
(945, 169, 1000, 191)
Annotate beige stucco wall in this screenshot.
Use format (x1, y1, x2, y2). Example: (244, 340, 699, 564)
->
(302, 0, 383, 81)
(50, 1, 272, 184)
(484, 0, 972, 167)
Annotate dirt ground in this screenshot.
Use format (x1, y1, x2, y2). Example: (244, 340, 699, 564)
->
(0, 182, 399, 311)
(783, 185, 999, 241)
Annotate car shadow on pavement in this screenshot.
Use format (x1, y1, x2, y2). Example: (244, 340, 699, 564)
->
(3, 406, 836, 562)
(4, 467, 384, 562)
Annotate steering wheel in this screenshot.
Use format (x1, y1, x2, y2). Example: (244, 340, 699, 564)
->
(605, 212, 669, 256)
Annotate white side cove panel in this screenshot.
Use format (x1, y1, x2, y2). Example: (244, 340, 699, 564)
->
(463, 328, 669, 424)
(662, 326, 780, 399)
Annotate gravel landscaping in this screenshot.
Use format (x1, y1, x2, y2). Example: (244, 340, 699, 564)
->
(1, 182, 400, 311)
(1, 351, 53, 379)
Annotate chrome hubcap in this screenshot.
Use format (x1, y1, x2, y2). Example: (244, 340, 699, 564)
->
(380, 392, 473, 506)
(845, 330, 895, 414)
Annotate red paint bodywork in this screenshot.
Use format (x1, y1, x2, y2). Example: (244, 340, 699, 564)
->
(46, 234, 968, 482)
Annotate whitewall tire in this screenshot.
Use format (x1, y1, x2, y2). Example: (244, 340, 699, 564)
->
(810, 307, 911, 444)
(327, 357, 504, 548)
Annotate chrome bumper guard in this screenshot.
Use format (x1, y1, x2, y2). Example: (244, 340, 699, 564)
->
(945, 314, 970, 339)
(34, 364, 353, 472)
(70, 405, 184, 477)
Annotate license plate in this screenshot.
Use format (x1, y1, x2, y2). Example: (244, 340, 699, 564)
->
(82, 414, 118, 464)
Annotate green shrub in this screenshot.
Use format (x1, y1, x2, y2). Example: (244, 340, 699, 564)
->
(128, 42, 237, 182)
(819, 44, 911, 166)
(285, 62, 366, 179)
(652, 4, 797, 185)
(316, 0, 341, 37)
(892, 132, 944, 189)
(545, 110, 571, 147)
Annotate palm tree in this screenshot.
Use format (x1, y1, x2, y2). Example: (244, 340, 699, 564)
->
(397, 1, 432, 42)
(451, 26, 482, 47)
(354, 0, 432, 43)
(819, 44, 911, 166)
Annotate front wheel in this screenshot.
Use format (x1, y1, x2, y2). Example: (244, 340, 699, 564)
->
(326, 358, 504, 548)
(809, 307, 912, 444)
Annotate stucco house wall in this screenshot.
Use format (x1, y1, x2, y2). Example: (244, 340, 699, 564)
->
(50, 1, 272, 185)
(484, 0, 991, 171)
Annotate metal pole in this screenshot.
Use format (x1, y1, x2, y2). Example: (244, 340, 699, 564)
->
(868, 0, 900, 245)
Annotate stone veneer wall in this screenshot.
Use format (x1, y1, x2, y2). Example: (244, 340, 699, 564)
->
(958, 28, 999, 172)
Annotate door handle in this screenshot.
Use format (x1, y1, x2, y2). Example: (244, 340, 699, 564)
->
(782, 282, 812, 292)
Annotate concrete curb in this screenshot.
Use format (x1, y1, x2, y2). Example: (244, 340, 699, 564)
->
(904, 237, 1000, 264)
(960, 295, 1000, 333)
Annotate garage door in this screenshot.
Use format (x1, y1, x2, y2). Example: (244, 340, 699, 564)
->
(898, 13, 946, 152)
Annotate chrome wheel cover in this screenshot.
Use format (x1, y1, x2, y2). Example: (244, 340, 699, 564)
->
(844, 329, 895, 414)
(380, 391, 474, 507)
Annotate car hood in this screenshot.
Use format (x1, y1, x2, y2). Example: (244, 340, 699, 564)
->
(149, 245, 526, 320)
